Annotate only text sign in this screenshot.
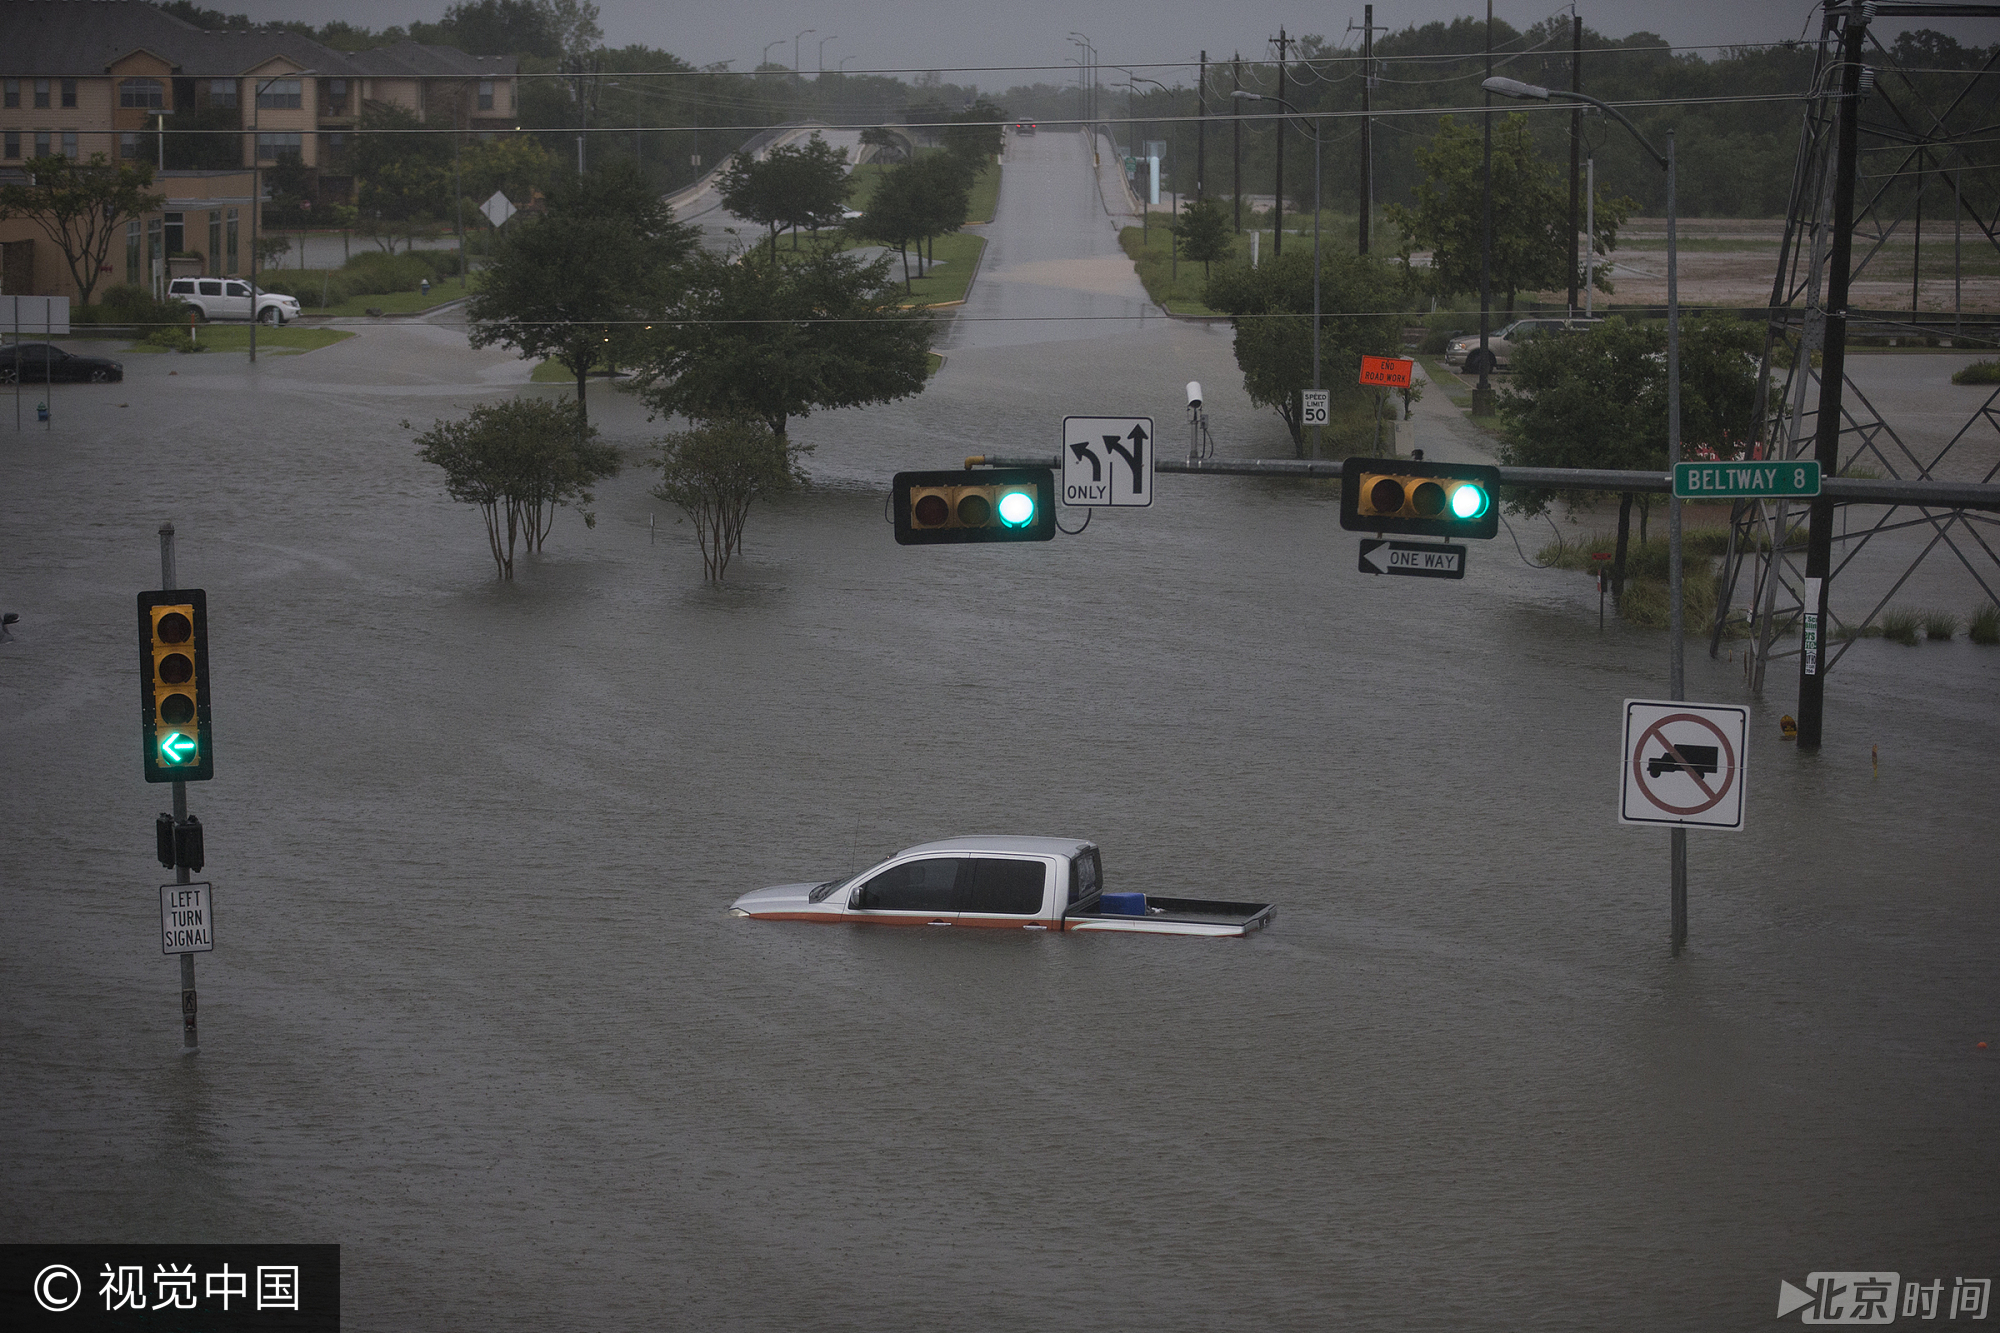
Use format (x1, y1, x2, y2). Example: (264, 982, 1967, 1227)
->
(1359, 355, 1415, 388)
(1062, 416, 1154, 507)
(160, 881, 215, 955)
(1673, 460, 1820, 500)
(1619, 700, 1748, 831)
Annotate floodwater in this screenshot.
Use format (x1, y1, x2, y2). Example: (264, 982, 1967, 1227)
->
(2, 131, 1996, 1331)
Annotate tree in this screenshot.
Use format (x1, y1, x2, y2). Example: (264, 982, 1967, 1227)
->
(466, 162, 698, 427)
(436, 0, 560, 57)
(412, 398, 620, 580)
(849, 164, 926, 290)
(1385, 113, 1632, 314)
(351, 104, 453, 253)
(941, 100, 1007, 165)
(1172, 197, 1233, 278)
(633, 247, 933, 444)
(653, 420, 808, 580)
(460, 135, 555, 210)
(0, 155, 164, 306)
(1203, 251, 1407, 455)
(718, 133, 853, 259)
(1497, 314, 1762, 595)
(859, 126, 908, 164)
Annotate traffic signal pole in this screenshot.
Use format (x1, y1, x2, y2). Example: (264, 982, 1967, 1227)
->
(159, 522, 198, 1053)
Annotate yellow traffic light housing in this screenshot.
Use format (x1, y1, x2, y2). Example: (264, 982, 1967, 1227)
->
(894, 468, 1055, 544)
(1340, 457, 1500, 539)
(139, 589, 212, 782)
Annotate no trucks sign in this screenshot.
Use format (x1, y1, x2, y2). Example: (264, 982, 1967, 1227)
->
(1619, 700, 1749, 831)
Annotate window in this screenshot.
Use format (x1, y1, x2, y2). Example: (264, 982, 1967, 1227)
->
(225, 209, 238, 274)
(1068, 847, 1102, 905)
(256, 132, 302, 162)
(3, 130, 17, 160)
(256, 78, 302, 110)
(61, 79, 77, 108)
(34, 131, 51, 157)
(224, 281, 250, 298)
(120, 78, 165, 109)
(126, 220, 141, 286)
(477, 80, 494, 111)
(324, 131, 347, 159)
(4, 79, 18, 109)
(854, 858, 963, 912)
(963, 859, 1047, 915)
(121, 132, 142, 160)
(208, 211, 221, 268)
(324, 78, 347, 112)
(199, 280, 222, 296)
(61, 131, 78, 159)
(209, 79, 237, 109)
(35, 79, 51, 109)
(164, 213, 183, 255)
(146, 217, 163, 296)
(169, 279, 195, 294)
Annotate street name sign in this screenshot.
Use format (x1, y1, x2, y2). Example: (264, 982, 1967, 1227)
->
(1062, 416, 1154, 507)
(1359, 355, 1415, 388)
(1301, 389, 1330, 427)
(1358, 539, 1466, 579)
(1673, 460, 1820, 500)
(160, 881, 215, 955)
(1619, 700, 1748, 831)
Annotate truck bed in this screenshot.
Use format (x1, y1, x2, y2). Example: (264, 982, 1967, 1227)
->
(1063, 895, 1276, 937)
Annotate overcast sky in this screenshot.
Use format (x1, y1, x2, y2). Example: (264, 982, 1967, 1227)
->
(214, 0, 1987, 80)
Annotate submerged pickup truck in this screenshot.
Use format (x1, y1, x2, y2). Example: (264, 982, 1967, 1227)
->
(729, 836, 1276, 938)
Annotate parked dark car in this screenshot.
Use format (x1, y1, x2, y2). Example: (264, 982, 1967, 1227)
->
(0, 343, 124, 384)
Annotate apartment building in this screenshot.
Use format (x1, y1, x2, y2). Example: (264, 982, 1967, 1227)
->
(1, 0, 517, 301)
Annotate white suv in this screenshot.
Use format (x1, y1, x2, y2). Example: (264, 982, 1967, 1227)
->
(1444, 317, 1600, 371)
(167, 277, 302, 325)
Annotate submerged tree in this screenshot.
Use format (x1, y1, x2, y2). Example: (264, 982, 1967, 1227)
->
(412, 397, 620, 579)
(653, 420, 808, 581)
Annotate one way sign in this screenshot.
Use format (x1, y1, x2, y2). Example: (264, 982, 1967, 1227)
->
(1358, 538, 1466, 579)
(1062, 416, 1154, 507)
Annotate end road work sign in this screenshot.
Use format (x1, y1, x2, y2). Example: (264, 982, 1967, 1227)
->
(1673, 460, 1820, 499)
(1619, 700, 1748, 831)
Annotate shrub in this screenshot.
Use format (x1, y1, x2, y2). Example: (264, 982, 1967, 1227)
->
(258, 270, 352, 308)
(76, 284, 187, 328)
(1879, 609, 1922, 645)
(1969, 604, 2000, 645)
(1951, 359, 2000, 386)
(142, 327, 202, 353)
(1922, 610, 1958, 641)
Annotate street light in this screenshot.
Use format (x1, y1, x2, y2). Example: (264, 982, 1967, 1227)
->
(793, 28, 815, 74)
(818, 35, 837, 74)
(1069, 33, 1095, 125)
(249, 67, 313, 365)
(1237, 90, 1324, 456)
(762, 39, 784, 69)
(1485, 73, 1687, 945)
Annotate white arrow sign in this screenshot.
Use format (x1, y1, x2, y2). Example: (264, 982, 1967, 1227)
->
(1062, 416, 1154, 507)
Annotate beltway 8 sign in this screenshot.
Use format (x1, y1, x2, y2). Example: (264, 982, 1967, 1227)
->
(1619, 699, 1748, 831)
(1062, 417, 1154, 506)
(1673, 460, 1820, 499)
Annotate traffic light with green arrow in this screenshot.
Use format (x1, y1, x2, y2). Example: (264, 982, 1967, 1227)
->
(139, 589, 213, 783)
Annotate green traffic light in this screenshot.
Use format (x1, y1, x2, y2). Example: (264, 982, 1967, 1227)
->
(997, 490, 1035, 527)
(160, 732, 196, 764)
(1451, 483, 1490, 519)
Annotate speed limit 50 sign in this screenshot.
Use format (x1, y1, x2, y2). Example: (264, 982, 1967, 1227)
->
(1619, 699, 1749, 831)
(1301, 389, 1330, 427)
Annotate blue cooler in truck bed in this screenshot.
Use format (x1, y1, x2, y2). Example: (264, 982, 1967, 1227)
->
(1097, 892, 1147, 916)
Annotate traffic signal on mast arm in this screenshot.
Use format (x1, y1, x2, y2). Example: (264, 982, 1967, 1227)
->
(139, 589, 213, 782)
(893, 467, 1055, 544)
(1340, 456, 1501, 540)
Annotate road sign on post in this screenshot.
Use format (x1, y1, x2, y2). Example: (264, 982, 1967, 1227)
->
(1061, 416, 1154, 507)
(160, 882, 215, 955)
(1619, 699, 1749, 831)
(1673, 460, 1820, 499)
(1359, 355, 1415, 388)
(1301, 389, 1329, 427)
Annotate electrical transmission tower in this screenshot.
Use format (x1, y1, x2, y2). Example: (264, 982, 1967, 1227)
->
(1713, 0, 2000, 745)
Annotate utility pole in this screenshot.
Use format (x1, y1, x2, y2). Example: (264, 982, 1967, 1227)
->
(1232, 54, 1243, 232)
(1567, 14, 1582, 315)
(1272, 28, 1288, 256)
(1798, 3, 1868, 749)
(1360, 6, 1375, 254)
(1197, 51, 1207, 201)
(1474, 1, 1495, 416)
